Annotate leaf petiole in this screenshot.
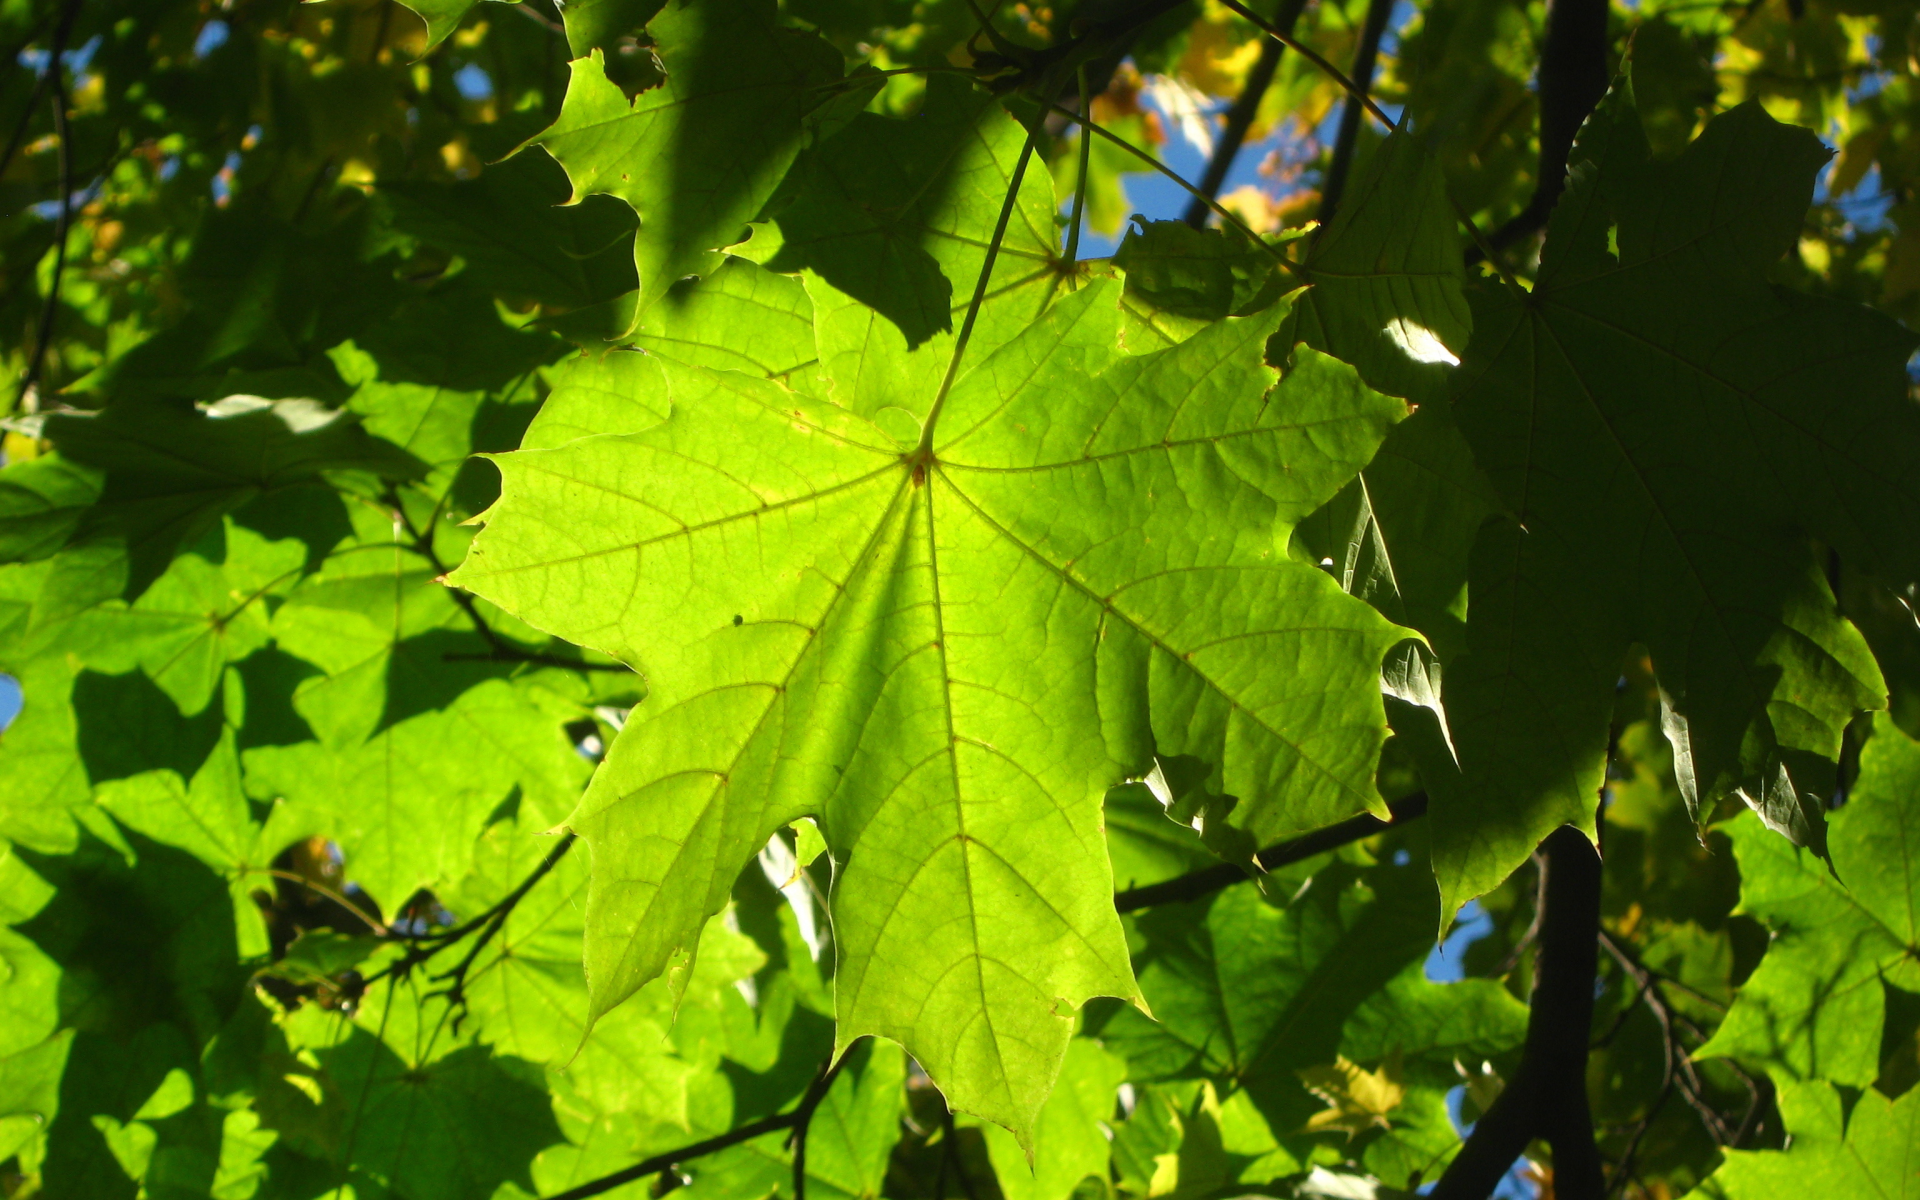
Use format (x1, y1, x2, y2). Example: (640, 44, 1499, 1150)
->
(915, 121, 1038, 456)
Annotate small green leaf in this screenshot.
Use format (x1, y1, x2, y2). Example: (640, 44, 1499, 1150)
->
(1113, 219, 1288, 323)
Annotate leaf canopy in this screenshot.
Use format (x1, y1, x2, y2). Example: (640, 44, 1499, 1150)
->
(5, 1, 1920, 1197)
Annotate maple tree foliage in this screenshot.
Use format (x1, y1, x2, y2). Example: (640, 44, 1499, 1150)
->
(3, 0, 1920, 1198)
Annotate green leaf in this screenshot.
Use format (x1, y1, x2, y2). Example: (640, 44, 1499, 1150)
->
(972, 1038, 1128, 1200)
(454, 276, 1407, 1137)
(535, 0, 845, 315)
(393, 0, 486, 47)
(82, 208, 405, 404)
(558, 0, 667, 56)
(1683, 1080, 1920, 1198)
(787, 93, 1062, 421)
(304, 1034, 562, 1200)
(33, 397, 424, 606)
(0, 651, 93, 853)
(667, 1037, 905, 1199)
(1695, 715, 1920, 1086)
(0, 848, 69, 1166)
(1438, 89, 1913, 914)
(58, 522, 305, 717)
(1112, 219, 1289, 324)
(382, 154, 639, 311)
(1291, 130, 1473, 403)
(0, 454, 100, 565)
(1099, 860, 1525, 1087)
(760, 77, 1039, 350)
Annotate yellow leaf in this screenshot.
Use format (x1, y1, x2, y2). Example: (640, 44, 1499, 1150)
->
(1297, 1052, 1405, 1138)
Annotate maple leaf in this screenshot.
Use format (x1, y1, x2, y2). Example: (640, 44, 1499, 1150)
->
(1436, 87, 1920, 913)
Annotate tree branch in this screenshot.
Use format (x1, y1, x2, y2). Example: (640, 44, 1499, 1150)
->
(1470, 0, 1610, 259)
(542, 1050, 849, 1200)
(1181, 0, 1311, 227)
(789, 1053, 853, 1200)
(385, 488, 633, 675)
(356, 833, 577, 1000)
(0, 0, 78, 186)
(1113, 792, 1428, 912)
(1317, 0, 1396, 223)
(1431, 825, 1605, 1200)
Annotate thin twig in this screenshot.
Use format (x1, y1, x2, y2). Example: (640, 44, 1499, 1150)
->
(1217, 0, 1395, 129)
(1212, 0, 1521, 290)
(1037, 96, 1304, 280)
(1490, 853, 1547, 976)
(357, 834, 578, 995)
(512, 1, 565, 34)
(1114, 793, 1428, 911)
(788, 1052, 854, 1200)
(0, 0, 78, 186)
(388, 488, 628, 674)
(914, 123, 1037, 453)
(545, 1112, 796, 1200)
(543, 1051, 846, 1200)
(248, 867, 391, 936)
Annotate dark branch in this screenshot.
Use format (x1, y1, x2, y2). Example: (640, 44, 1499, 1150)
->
(1431, 825, 1605, 1200)
(385, 489, 632, 676)
(789, 1053, 853, 1200)
(358, 833, 578, 998)
(1113, 792, 1428, 912)
(540, 794, 1429, 1199)
(1317, 0, 1396, 223)
(1181, 0, 1311, 227)
(542, 1050, 849, 1200)
(544, 1111, 795, 1200)
(0, 0, 78, 186)
(1469, 0, 1609, 259)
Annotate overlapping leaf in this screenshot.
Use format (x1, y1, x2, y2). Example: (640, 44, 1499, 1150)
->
(534, 0, 846, 314)
(1438, 87, 1918, 914)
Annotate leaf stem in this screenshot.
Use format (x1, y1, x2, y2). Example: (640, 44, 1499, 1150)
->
(915, 122, 1037, 456)
(1062, 65, 1092, 264)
